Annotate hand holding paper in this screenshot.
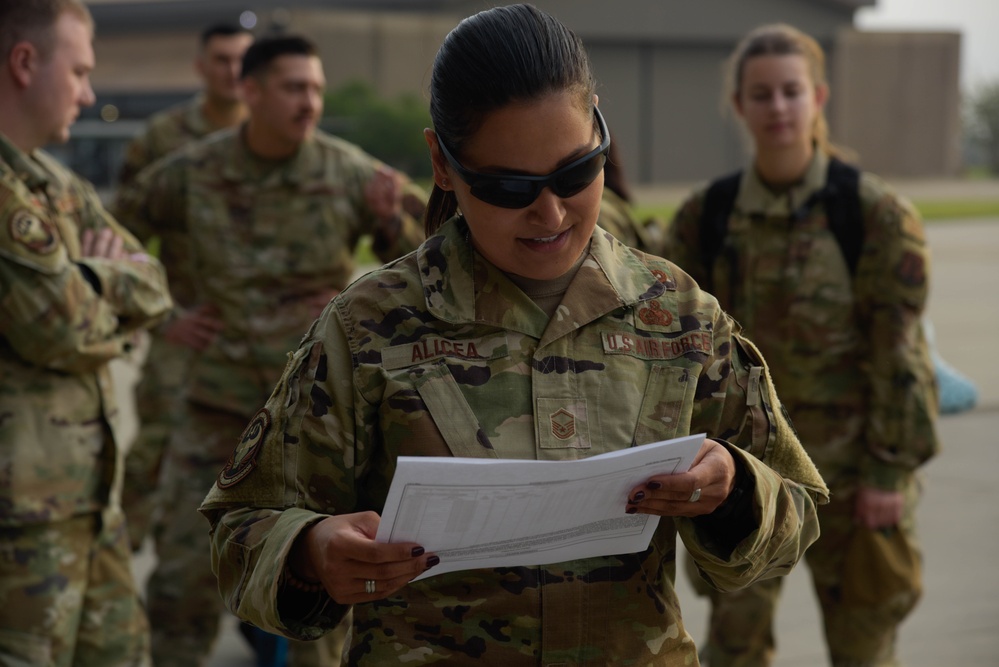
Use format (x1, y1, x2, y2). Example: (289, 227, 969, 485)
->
(375, 433, 706, 580)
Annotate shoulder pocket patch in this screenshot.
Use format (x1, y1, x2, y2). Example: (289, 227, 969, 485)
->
(218, 409, 271, 489)
(9, 209, 58, 254)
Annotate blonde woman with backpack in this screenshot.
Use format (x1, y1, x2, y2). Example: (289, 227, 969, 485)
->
(665, 23, 939, 667)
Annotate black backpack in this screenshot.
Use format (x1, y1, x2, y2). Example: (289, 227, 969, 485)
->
(698, 157, 864, 281)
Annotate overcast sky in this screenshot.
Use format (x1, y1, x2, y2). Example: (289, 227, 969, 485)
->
(856, 0, 999, 90)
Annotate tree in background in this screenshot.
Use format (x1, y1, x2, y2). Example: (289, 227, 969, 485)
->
(965, 80, 999, 174)
(324, 81, 433, 180)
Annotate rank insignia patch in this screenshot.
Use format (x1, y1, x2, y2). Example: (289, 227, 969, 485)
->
(217, 409, 271, 489)
(9, 209, 57, 254)
(550, 408, 576, 440)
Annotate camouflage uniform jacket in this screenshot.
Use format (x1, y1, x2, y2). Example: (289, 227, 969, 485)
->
(666, 151, 938, 492)
(117, 94, 222, 188)
(0, 133, 172, 526)
(114, 126, 426, 418)
(200, 217, 828, 666)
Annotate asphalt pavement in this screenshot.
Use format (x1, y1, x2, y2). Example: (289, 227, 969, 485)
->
(121, 212, 999, 666)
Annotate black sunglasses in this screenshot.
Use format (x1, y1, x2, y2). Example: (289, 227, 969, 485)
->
(436, 107, 611, 209)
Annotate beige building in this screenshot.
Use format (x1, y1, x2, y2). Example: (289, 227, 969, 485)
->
(83, 0, 961, 184)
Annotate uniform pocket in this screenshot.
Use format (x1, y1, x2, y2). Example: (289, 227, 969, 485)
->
(0, 628, 51, 667)
(633, 365, 697, 445)
(414, 361, 498, 459)
(841, 526, 922, 611)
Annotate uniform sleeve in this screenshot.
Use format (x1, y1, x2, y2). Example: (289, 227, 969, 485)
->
(597, 189, 642, 248)
(596, 189, 670, 256)
(663, 190, 711, 285)
(853, 187, 939, 490)
(111, 155, 197, 322)
(111, 154, 187, 245)
(200, 304, 371, 639)
(0, 183, 171, 374)
(116, 132, 155, 190)
(71, 175, 172, 323)
(342, 152, 426, 262)
(680, 291, 828, 592)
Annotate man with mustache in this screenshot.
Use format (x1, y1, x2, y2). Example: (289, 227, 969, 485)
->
(115, 34, 426, 667)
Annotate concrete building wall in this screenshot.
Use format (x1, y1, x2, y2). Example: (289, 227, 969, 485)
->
(503, 0, 860, 182)
(92, 10, 453, 98)
(647, 45, 742, 183)
(830, 30, 962, 177)
(84, 1, 961, 183)
(280, 10, 453, 98)
(93, 33, 201, 92)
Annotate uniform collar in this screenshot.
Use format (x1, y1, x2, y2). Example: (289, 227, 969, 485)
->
(0, 132, 51, 190)
(220, 124, 324, 185)
(416, 217, 668, 341)
(182, 94, 214, 137)
(735, 149, 829, 218)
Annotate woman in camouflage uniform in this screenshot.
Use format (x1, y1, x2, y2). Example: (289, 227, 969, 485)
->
(666, 23, 939, 667)
(200, 6, 828, 666)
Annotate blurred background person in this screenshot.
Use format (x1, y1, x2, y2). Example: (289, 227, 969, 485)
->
(596, 138, 668, 254)
(117, 23, 253, 188)
(114, 34, 425, 667)
(0, 1, 172, 663)
(664, 23, 938, 667)
(115, 21, 253, 562)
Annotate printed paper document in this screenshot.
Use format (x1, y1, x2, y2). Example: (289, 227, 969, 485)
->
(375, 433, 705, 580)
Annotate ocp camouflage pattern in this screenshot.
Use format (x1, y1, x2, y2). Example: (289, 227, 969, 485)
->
(117, 95, 222, 189)
(0, 132, 172, 525)
(664, 151, 938, 493)
(201, 216, 828, 666)
(114, 126, 427, 419)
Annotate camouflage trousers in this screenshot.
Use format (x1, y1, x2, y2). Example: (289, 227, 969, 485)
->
(146, 403, 347, 666)
(687, 479, 922, 667)
(0, 511, 151, 667)
(122, 335, 192, 552)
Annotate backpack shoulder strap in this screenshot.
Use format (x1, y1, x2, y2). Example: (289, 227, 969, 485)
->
(699, 170, 742, 277)
(823, 157, 864, 276)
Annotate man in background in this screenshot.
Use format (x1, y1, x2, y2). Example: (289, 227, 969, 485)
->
(115, 34, 426, 666)
(0, 1, 172, 663)
(117, 23, 253, 187)
(115, 24, 253, 556)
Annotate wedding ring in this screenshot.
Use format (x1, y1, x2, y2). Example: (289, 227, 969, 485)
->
(688, 488, 702, 503)
(365, 579, 376, 594)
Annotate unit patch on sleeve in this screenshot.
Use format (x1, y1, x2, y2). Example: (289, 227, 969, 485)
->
(217, 409, 271, 489)
(9, 209, 57, 254)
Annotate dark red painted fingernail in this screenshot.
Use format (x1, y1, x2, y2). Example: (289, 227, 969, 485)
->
(411, 546, 425, 557)
(426, 555, 440, 568)
(646, 481, 662, 490)
(632, 491, 645, 502)
(626, 506, 638, 514)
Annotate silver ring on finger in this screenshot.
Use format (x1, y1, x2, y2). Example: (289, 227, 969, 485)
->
(688, 488, 702, 503)
(365, 579, 376, 594)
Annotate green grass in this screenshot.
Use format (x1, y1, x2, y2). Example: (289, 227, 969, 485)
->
(634, 204, 678, 223)
(632, 200, 999, 224)
(911, 199, 999, 221)
(355, 235, 377, 266)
